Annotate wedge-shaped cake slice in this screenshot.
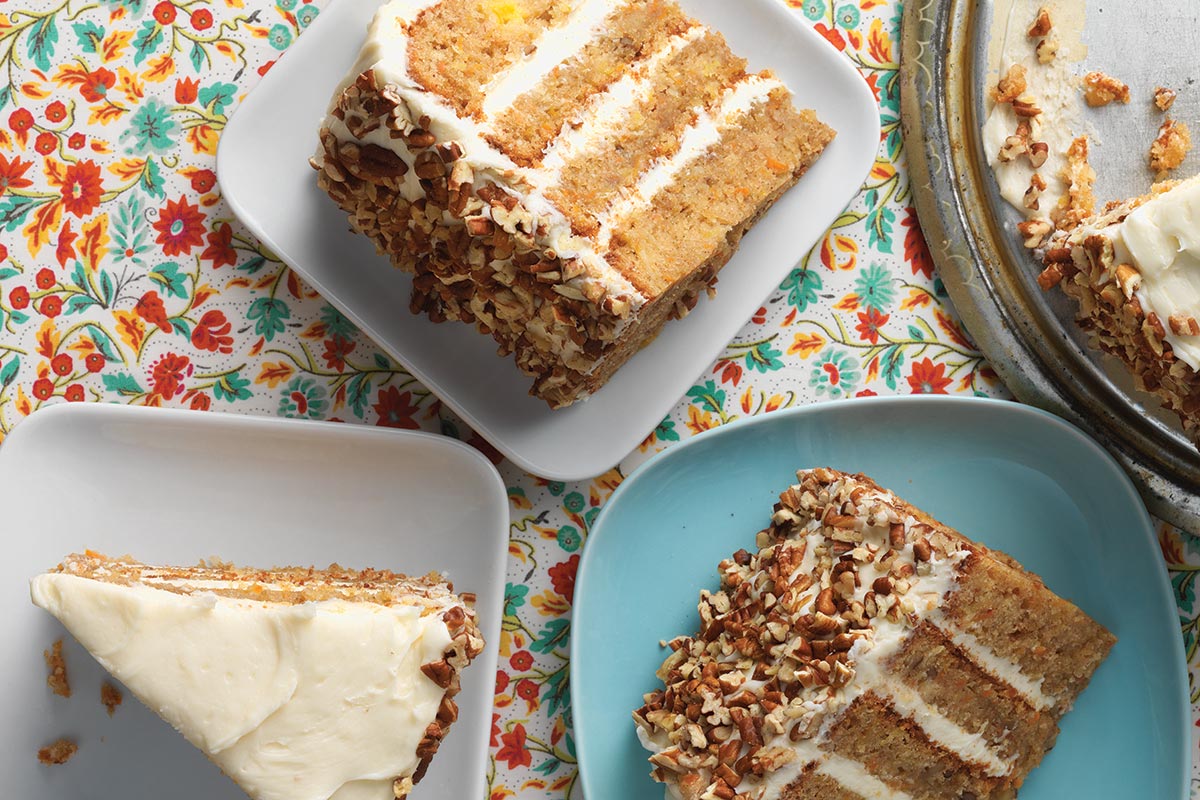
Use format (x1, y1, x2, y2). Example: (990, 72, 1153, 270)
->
(30, 552, 484, 800)
(1037, 173, 1200, 447)
(634, 469, 1114, 800)
(313, 0, 834, 408)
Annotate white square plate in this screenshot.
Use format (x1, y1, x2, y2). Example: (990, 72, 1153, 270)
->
(1, 403, 507, 800)
(218, 0, 880, 480)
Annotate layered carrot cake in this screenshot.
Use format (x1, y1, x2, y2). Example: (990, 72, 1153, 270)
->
(30, 552, 484, 800)
(634, 468, 1114, 800)
(1037, 173, 1200, 445)
(313, 0, 834, 408)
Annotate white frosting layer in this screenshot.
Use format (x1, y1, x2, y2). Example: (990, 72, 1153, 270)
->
(1105, 175, 1200, 370)
(816, 754, 914, 800)
(933, 616, 1053, 712)
(31, 573, 454, 800)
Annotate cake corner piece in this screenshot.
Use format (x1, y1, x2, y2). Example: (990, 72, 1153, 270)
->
(313, 0, 834, 408)
(634, 467, 1114, 799)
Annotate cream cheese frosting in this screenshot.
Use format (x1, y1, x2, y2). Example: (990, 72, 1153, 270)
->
(30, 572, 453, 800)
(1103, 175, 1200, 370)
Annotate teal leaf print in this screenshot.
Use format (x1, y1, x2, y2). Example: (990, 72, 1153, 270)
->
(98, 270, 115, 307)
(239, 255, 267, 274)
(132, 20, 163, 66)
(27, 16, 58, 72)
(346, 372, 373, 417)
(214, 371, 252, 402)
(87, 324, 119, 360)
(121, 98, 176, 155)
(321, 304, 356, 338)
(533, 760, 558, 777)
(246, 297, 290, 340)
(141, 157, 165, 198)
(373, 352, 391, 369)
(867, 205, 897, 253)
(73, 21, 105, 53)
(198, 82, 237, 116)
(102, 372, 144, 396)
(189, 40, 206, 72)
(111, 192, 152, 265)
(504, 583, 529, 616)
(0, 268, 17, 281)
(0, 196, 42, 231)
(149, 263, 187, 299)
(686, 380, 725, 414)
(530, 619, 569, 654)
(908, 324, 925, 341)
(169, 316, 191, 339)
(66, 294, 99, 315)
(745, 341, 783, 373)
(0, 85, 10, 112)
(780, 267, 822, 312)
(881, 345, 906, 391)
(542, 666, 570, 716)
(0, 356, 19, 388)
(655, 416, 680, 442)
(1174, 571, 1196, 608)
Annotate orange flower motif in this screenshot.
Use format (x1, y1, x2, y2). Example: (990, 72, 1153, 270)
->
(150, 353, 193, 399)
(80, 68, 116, 103)
(60, 160, 104, 218)
(0, 153, 34, 194)
(135, 291, 173, 333)
(907, 357, 952, 395)
(201, 221, 238, 268)
(496, 724, 532, 769)
(548, 555, 579, 601)
(153, 196, 206, 256)
(191, 310, 234, 354)
(175, 77, 199, 104)
(373, 386, 420, 429)
(813, 22, 846, 51)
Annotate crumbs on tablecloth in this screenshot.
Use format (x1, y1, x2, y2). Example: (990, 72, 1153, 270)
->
(37, 739, 78, 765)
(1150, 119, 1192, 179)
(44, 639, 71, 698)
(1154, 86, 1177, 112)
(101, 682, 123, 716)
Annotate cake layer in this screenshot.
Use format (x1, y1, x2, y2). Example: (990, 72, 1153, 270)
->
(407, 0, 575, 119)
(633, 468, 1113, 800)
(546, 30, 748, 238)
(32, 553, 484, 800)
(607, 88, 831, 296)
(488, 0, 694, 165)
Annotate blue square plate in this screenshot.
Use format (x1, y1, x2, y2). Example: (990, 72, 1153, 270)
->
(572, 396, 1187, 799)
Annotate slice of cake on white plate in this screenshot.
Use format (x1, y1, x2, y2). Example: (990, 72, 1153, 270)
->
(30, 552, 484, 800)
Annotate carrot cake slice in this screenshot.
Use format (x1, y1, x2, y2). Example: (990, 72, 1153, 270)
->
(312, 0, 834, 408)
(30, 552, 485, 800)
(634, 468, 1115, 800)
(1037, 173, 1200, 445)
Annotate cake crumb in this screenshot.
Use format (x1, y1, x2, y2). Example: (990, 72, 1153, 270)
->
(1154, 87, 1177, 112)
(1083, 71, 1131, 107)
(44, 639, 71, 698)
(991, 64, 1027, 104)
(37, 739, 78, 766)
(101, 682, 123, 716)
(1027, 6, 1052, 37)
(1150, 119, 1192, 178)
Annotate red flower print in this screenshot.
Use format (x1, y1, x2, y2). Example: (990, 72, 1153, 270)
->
(509, 650, 533, 671)
(257, 60, 277, 77)
(495, 669, 509, 694)
(60, 160, 104, 218)
(50, 354, 73, 376)
(907, 357, 952, 395)
(191, 309, 233, 354)
(34, 132, 56, 155)
(85, 353, 106, 373)
(189, 393, 211, 411)
(175, 77, 199, 104)
(373, 386, 420, 429)
(8, 108, 32, 133)
(32, 378, 54, 400)
(496, 724, 532, 769)
(35, 268, 56, 290)
(45, 101, 66, 123)
(201, 222, 237, 268)
(855, 307, 889, 345)
(80, 68, 115, 103)
(0, 243, 7, 261)
(322, 336, 355, 370)
(548, 555, 579, 601)
(64, 384, 85, 402)
(515, 678, 538, 703)
(153, 196, 206, 256)
(0, 153, 34, 193)
(9, 286, 29, 309)
(814, 22, 847, 51)
(136, 291, 173, 332)
(150, 353, 192, 399)
(153, 1, 176, 24)
(39, 296, 62, 318)
(189, 168, 216, 194)
(855, 389, 878, 398)
(490, 713, 500, 748)
(190, 8, 213, 29)
(68, 132, 86, 150)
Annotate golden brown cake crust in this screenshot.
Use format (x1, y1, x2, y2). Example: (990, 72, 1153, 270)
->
(37, 738, 78, 766)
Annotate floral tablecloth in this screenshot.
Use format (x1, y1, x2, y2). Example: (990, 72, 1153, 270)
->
(0, 0, 1196, 796)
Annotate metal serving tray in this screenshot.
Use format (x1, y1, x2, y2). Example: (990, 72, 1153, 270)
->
(900, 0, 1200, 531)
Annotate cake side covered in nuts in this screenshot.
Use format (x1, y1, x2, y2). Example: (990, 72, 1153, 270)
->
(30, 552, 485, 800)
(1037, 174, 1200, 447)
(312, 0, 834, 408)
(633, 468, 1114, 800)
